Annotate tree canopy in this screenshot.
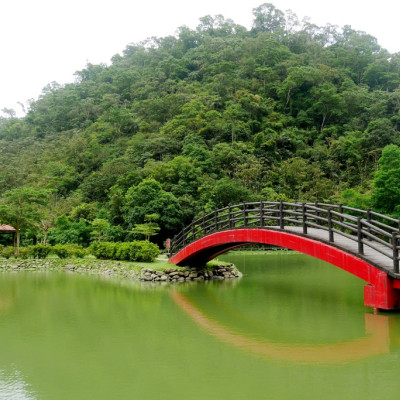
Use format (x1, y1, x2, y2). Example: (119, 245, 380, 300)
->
(1, 3, 400, 245)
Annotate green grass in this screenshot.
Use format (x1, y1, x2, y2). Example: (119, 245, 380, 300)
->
(205, 259, 232, 268)
(132, 259, 182, 271)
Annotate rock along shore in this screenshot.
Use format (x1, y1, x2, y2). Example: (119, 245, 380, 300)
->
(0, 259, 242, 283)
(140, 264, 242, 282)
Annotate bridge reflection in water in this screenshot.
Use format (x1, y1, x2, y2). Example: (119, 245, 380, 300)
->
(170, 201, 400, 310)
(171, 290, 393, 365)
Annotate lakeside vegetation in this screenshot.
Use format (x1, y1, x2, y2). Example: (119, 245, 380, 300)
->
(0, 240, 160, 262)
(1, 3, 400, 250)
(0, 253, 237, 284)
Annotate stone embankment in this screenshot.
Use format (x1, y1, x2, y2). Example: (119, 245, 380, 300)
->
(0, 259, 242, 283)
(140, 264, 242, 282)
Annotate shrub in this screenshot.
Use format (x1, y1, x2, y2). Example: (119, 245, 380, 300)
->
(18, 247, 31, 259)
(115, 243, 132, 261)
(28, 244, 52, 259)
(90, 241, 160, 262)
(90, 242, 117, 260)
(69, 245, 87, 258)
(53, 244, 88, 259)
(130, 241, 160, 262)
(1, 246, 15, 259)
(52, 244, 71, 259)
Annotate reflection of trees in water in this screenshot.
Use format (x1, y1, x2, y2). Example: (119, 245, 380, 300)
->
(114, 276, 242, 292)
(171, 290, 392, 365)
(0, 297, 13, 315)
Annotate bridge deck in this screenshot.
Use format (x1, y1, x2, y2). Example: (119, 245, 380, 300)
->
(279, 226, 396, 276)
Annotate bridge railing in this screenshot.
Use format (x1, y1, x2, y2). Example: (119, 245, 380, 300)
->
(170, 201, 400, 273)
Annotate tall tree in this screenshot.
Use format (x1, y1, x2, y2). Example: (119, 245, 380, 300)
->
(252, 3, 286, 34)
(373, 145, 400, 214)
(0, 187, 50, 250)
(123, 179, 183, 234)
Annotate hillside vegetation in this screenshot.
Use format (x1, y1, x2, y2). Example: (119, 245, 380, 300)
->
(1, 3, 400, 246)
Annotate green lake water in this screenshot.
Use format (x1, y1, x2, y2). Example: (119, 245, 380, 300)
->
(1, 253, 400, 399)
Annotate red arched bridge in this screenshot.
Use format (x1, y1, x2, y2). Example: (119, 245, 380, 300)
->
(169, 201, 400, 310)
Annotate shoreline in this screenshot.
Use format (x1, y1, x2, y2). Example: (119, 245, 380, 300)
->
(0, 258, 242, 283)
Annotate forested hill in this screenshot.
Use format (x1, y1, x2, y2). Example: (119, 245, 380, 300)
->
(1, 2, 400, 245)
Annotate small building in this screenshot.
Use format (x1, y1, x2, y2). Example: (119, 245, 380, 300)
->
(0, 224, 16, 247)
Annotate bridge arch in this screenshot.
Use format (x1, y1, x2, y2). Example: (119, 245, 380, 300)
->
(169, 201, 400, 310)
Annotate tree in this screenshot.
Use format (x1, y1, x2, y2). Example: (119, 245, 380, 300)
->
(37, 194, 73, 244)
(200, 177, 251, 209)
(90, 218, 111, 242)
(308, 83, 345, 133)
(47, 215, 92, 246)
(132, 214, 160, 241)
(373, 145, 400, 214)
(1, 108, 16, 118)
(123, 179, 183, 233)
(252, 3, 285, 34)
(0, 187, 50, 250)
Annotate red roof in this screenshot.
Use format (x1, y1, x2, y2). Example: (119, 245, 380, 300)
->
(0, 224, 16, 233)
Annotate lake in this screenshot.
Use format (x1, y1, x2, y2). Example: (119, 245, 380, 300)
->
(0, 252, 400, 399)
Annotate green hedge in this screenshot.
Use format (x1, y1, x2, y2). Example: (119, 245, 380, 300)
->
(0, 246, 15, 259)
(0, 244, 88, 259)
(28, 244, 52, 259)
(0, 242, 159, 261)
(90, 241, 160, 262)
(52, 244, 87, 259)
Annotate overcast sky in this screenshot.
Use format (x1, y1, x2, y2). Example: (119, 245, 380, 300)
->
(1, 0, 399, 117)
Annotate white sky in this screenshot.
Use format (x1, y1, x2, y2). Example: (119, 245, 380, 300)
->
(1, 0, 399, 117)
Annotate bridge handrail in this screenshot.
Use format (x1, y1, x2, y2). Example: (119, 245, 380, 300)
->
(170, 201, 400, 274)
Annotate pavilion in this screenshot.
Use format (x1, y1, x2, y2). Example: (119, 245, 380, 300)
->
(0, 225, 16, 247)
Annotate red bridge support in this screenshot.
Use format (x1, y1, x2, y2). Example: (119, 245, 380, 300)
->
(169, 229, 400, 310)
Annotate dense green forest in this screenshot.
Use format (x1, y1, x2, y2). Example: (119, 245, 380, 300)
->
(1, 3, 400, 247)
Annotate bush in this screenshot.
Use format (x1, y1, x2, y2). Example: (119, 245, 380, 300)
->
(1, 246, 15, 259)
(129, 241, 160, 262)
(29, 244, 52, 259)
(90, 241, 160, 262)
(52, 244, 71, 259)
(18, 247, 31, 259)
(90, 242, 117, 260)
(53, 244, 88, 259)
(69, 245, 87, 258)
(114, 243, 132, 261)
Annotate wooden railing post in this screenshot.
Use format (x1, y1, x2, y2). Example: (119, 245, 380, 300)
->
(315, 201, 320, 225)
(214, 210, 218, 231)
(357, 217, 364, 255)
(229, 205, 233, 229)
(191, 223, 195, 242)
(182, 229, 186, 248)
(202, 215, 206, 235)
(279, 200, 284, 229)
(294, 201, 299, 222)
(367, 208, 372, 241)
(328, 208, 334, 242)
(392, 232, 399, 274)
(302, 203, 307, 234)
(260, 200, 264, 227)
(243, 202, 247, 226)
(339, 203, 344, 232)
(170, 235, 176, 254)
